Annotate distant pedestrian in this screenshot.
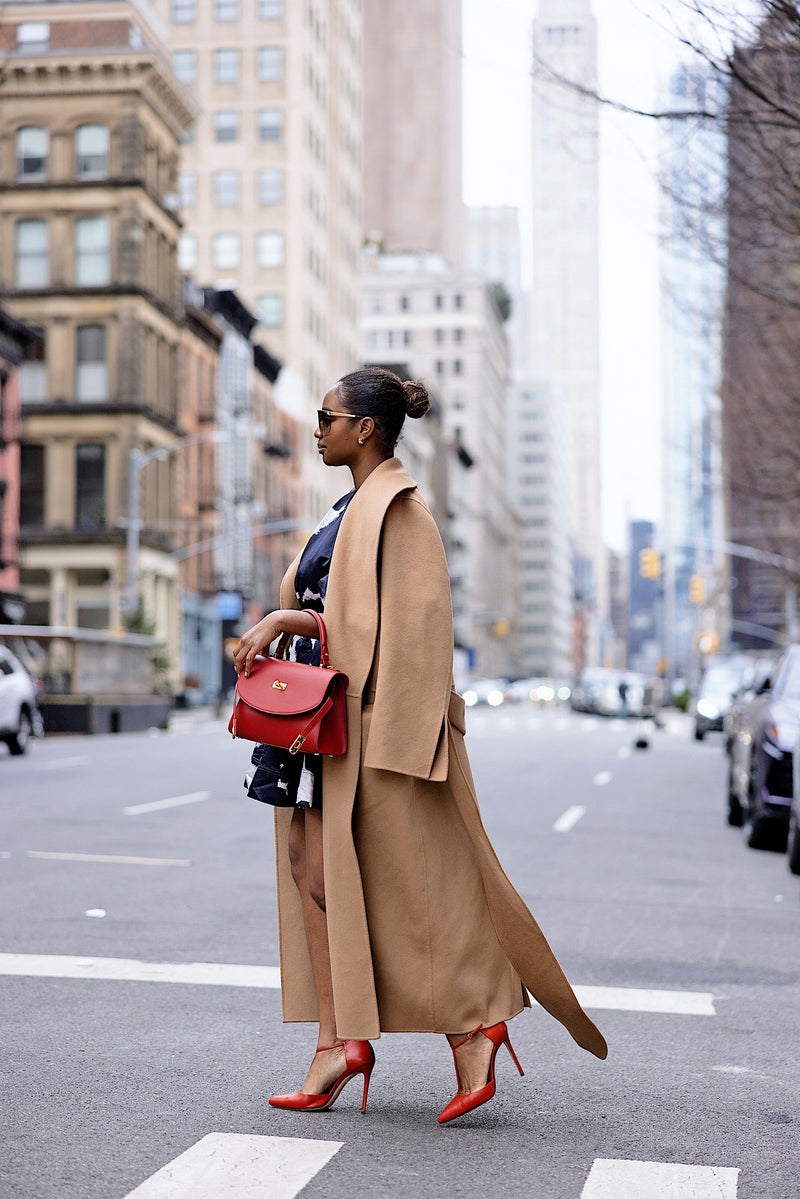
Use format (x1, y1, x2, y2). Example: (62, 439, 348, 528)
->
(618, 678, 629, 719)
(233, 367, 607, 1125)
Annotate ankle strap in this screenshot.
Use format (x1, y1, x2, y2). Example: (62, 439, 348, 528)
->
(315, 1041, 345, 1053)
(450, 1025, 484, 1051)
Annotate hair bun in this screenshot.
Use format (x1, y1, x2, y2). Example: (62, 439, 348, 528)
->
(402, 379, 431, 419)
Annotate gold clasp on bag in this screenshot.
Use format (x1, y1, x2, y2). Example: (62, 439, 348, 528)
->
(289, 734, 305, 755)
(272, 680, 288, 690)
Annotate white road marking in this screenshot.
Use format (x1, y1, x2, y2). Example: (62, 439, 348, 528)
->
(0, 954, 716, 1014)
(0, 954, 281, 988)
(526, 716, 540, 729)
(610, 720, 626, 731)
(570, 986, 716, 1016)
(33, 755, 90, 771)
(123, 1134, 342, 1199)
(581, 1158, 738, 1198)
(617, 745, 632, 760)
(593, 770, 613, 786)
(553, 805, 586, 833)
(555, 717, 570, 730)
(123, 791, 211, 816)
(26, 851, 191, 867)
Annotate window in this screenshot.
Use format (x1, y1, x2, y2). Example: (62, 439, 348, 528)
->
(257, 108, 283, 141)
(215, 48, 241, 83)
(454, 328, 463, 343)
(17, 22, 49, 52)
(15, 219, 49, 287)
(454, 293, 463, 309)
(434, 328, 444, 343)
(75, 444, 106, 530)
(75, 124, 109, 179)
(172, 0, 195, 21)
(258, 0, 283, 16)
(19, 444, 45, 526)
(178, 234, 197, 270)
(16, 126, 48, 180)
(214, 170, 240, 206)
(434, 294, 443, 310)
(256, 232, 284, 267)
(214, 110, 240, 142)
(435, 361, 444, 376)
(19, 328, 46, 403)
(75, 326, 108, 401)
(257, 168, 284, 205)
(257, 46, 284, 81)
(453, 359, 463, 375)
(213, 233, 240, 269)
(75, 216, 110, 286)
(215, 0, 239, 19)
(256, 294, 284, 327)
(403, 330, 412, 346)
(172, 50, 197, 84)
(400, 295, 409, 310)
(179, 171, 196, 208)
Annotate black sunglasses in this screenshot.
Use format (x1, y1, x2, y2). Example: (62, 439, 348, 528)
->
(317, 408, 361, 432)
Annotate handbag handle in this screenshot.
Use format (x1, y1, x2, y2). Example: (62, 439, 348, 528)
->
(301, 608, 331, 667)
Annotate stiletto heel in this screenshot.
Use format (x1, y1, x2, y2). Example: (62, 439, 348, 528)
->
(437, 1021, 523, 1125)
(269, 1039, 375, 1113)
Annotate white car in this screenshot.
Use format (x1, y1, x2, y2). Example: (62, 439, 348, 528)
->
(0, 646, 40, 755)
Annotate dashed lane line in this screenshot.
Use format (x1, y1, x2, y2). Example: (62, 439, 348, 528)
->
(553, 805, 587, 833)
(123, 791, 211, 816)
(123, 1134, 343, 1199)
(25, 851, 191, 867)
(33, 755, 90, 771)
(581, 1158, 739, 1198)
(593, 770, 613, 786)
(0, 954, 716, 1014)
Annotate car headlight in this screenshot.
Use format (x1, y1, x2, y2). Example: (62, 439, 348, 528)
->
(463, 690, 478, 707)
(487, 690, 504, 707)
(539, 686, 555, 702)
(697, 699, 719, 719)
(557, 686, 571, 701)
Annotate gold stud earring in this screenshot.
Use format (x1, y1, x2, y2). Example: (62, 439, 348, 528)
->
(358, 436, 365, 445)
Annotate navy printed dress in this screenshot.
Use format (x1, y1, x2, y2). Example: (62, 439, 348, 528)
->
(247, 490, 355, 810)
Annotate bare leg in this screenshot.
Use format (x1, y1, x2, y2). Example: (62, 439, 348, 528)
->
(445, 1031, 496, 1094)
(288, 807, 346, 1093)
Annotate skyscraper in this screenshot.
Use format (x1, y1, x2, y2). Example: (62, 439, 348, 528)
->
(363, 0, 463, 267)
(531, 0, 604, 670)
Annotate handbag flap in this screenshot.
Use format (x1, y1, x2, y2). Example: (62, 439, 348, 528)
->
(235, 655, 345, 717)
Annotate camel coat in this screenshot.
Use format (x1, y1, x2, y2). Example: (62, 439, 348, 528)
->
(274, 458, 607, 1059)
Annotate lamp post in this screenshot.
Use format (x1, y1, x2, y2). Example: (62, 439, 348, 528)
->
(123, 432, 228, 616)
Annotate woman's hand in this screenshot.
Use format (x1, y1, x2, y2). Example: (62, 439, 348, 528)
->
(233, 609, 320, 676)
(233, 612, 283, 677)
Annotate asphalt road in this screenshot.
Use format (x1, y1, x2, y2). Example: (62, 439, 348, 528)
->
(1, 705, 799, 1199)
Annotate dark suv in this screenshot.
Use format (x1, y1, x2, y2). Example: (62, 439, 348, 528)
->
(729, 644, 800, 849)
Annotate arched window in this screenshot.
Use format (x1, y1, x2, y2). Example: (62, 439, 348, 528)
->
(75, 124, 109, 179)
(16, 126, 48, 180)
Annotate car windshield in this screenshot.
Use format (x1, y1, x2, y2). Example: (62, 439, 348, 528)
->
(775, 654, 800, 701)
(701, 668, 741, 697)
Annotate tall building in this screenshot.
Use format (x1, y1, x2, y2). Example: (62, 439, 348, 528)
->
(722, 11, 800, 649)
(0, 1, 193, 667)
(360, 252, 516, 678)
(660, 64, 726, 680)
(363, 0, 463, 267)
(466, 205, 572, 677)
(628, 519, 659, 672)
(157, 0, 364, 518)
(531, 0, 604, 670)
(0, 308, 40, 624)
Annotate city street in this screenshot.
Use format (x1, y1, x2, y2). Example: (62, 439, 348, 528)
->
(2, 705, 799, 1199)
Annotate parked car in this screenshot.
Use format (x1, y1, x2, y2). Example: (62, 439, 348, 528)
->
(788, 739, 800, 875)
(723, 657, 776, 756)
(0, 645, 40, 755)
(728, 644, 800, 848)
(694, 660, 751, 740)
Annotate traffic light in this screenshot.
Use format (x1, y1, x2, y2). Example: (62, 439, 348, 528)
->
(639, 547, 661, 580)
(689, 574, 705, 605)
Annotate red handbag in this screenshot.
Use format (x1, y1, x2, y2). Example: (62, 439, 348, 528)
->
(228, 609, 348, 755)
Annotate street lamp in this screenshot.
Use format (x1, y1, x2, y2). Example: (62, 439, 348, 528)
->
(123, 432, 228, 615)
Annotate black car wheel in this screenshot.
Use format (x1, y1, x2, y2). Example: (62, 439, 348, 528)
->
(787, 811, 800, 876)
(726, 762, 744, 827)
(694, 726, 705, 741)
(6, 708, 32, 756)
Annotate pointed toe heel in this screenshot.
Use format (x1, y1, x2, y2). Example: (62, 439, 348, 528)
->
(437, 1022, 523, 1125)
(269, 1039, 375, 1113)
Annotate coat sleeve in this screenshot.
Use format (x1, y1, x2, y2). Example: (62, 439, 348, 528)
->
(278, 549, 304, 611)
(362, 493, 454, 780)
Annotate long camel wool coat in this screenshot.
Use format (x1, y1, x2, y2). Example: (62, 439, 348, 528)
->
(274, 457, 607, 1060)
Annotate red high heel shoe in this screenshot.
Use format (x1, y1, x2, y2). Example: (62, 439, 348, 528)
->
(269, 1040, 375, 1113)
(437, 1021, 524, 1124)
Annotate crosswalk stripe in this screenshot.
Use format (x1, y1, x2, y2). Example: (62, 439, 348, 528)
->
(0, 954, 715, 1013)
(123, 1134, 343, 1199)
(123, 791, 211, 816)
(581, 1158, 739, 1198)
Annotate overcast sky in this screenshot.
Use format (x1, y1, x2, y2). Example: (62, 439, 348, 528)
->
(462, 0, 687, 551)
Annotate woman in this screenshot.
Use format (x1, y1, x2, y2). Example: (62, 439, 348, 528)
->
(233, 367, 607, 1124)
